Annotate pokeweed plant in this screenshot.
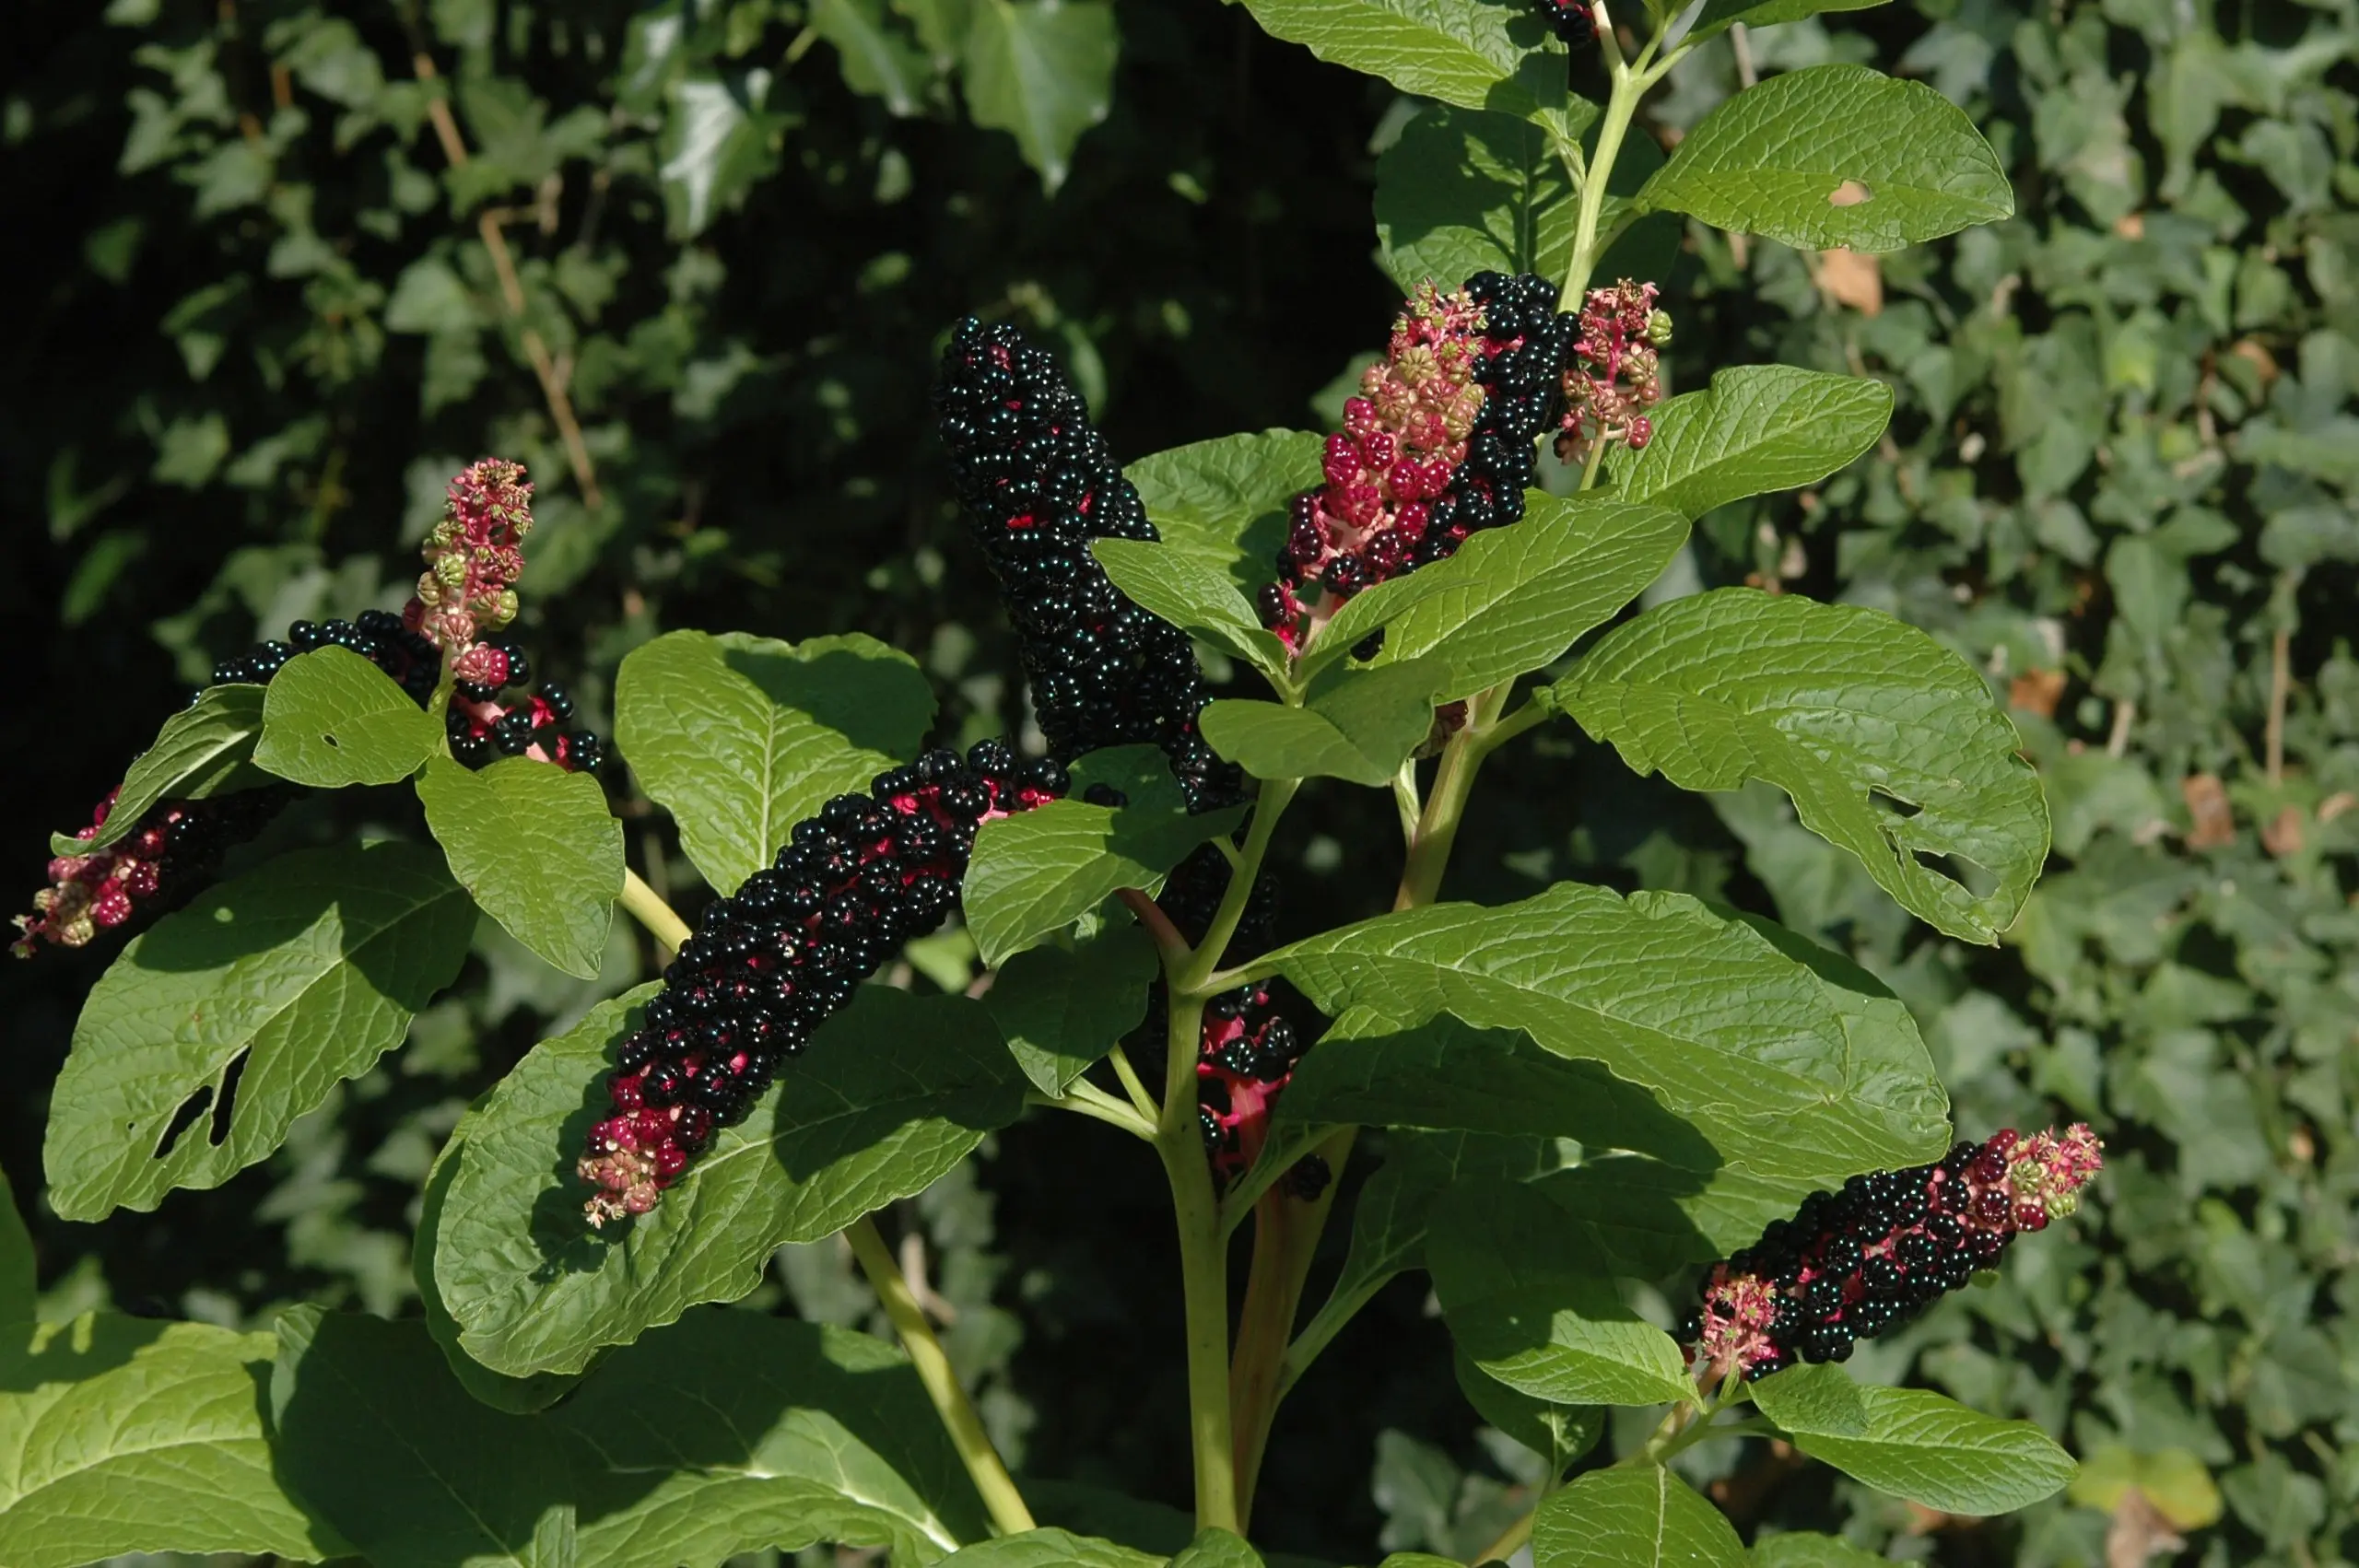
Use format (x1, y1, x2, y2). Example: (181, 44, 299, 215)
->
(5, 1, 2105, 1564)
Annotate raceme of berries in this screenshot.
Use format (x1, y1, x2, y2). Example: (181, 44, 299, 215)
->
(405, 457, 534, 683)
(11, 786, 289, 957)
(14, 611, 603, 957)
(933, 318, 1238, 814)
(1555, 278, 1672, 465)
(578, 741, 1069, 1225)
(1533, 0, 1597, 44)
(1195, 982, 1310, 1186)
(1682, 1126, 2105, 1385)
(1259, 272, 1573, 648)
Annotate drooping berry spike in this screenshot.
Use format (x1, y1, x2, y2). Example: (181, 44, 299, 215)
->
(1555, 279, 1671, 464)
(14, 612, 603, 957)
(578, 740, 1069, 1225)
(1534, 0, 1596, 45)
(933, 317, 1238, 813)
(1195, 983, 1309, 1185)
(1683, 1126, 2105, 1385)
(1260, 272, 1572, 647)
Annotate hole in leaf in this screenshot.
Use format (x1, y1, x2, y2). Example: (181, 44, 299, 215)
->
(1870, 789, 1922, 820)
(322, 731, 341, 748)
(154, 1085, 214, 1159)
(209, 1050, 250, 1147)
(1828, 180, 1872, 207)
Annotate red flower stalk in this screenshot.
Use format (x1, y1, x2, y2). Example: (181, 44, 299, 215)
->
(1555, 279, 1671, 464)
(12, 788, 285, 956)
(1684, 1125, 2104, 1385)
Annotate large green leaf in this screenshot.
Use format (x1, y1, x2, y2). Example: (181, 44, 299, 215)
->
(1259, 883, 1951, 1185)
(412, 1134, 584, 1416)
(1605, 366, 1895, 522)
(1681, 0, 1888, 44)
(1171, 1527, 1266, 1567)
(1532, 1468, 1745, 1568)
(1375, 104, 1589, 293)
(54, 683, 270, 856)
(416, 756, 624, 979)
(270, 1306, 986, 1567)
(982, 922, 1159, 1094)
(45, 841, 474, 1220)
(1452, 1348, 1602, 1476)
(1125, 430, 1323, 596)
(1749, 1533, 1895, 1567)
(436, 984, 1029, 1376)
(0, 1314, 339, 1568)
(1091, 537, 1292, 677)
(0, 1164, 29, 1324)
(940, 1527, 1164, 1566)
(961, 0, 1117, 193)
(252, 646, 443, 787)
(1551, 589, 2048, 943)
(1350, 493, 1691, 699)
(1427, 1178, 1694, 1407)
(615, 629, 935, 896)
(1236, 0, 1560, 119)
(1636, 64, 2012, 252)
(1200, 660, 1447, 786)
(963, 745, 1248, 965)
(1753, 1369, 2076, 1515)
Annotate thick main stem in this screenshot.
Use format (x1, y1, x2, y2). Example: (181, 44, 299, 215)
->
(1559, 5, 1639, 312)
(848, 1216, 1038, 1537)
(1159, 989, 1239, 1531)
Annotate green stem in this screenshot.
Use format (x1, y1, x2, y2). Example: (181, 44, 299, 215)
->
(1176, 778, 1298, 996)
(1559, 1, 1638, 311)
(847, 1216, 1039, 1538)
(1470, 1504, 1535, 1565)
(1032, 1082, 1157, 1140)
(1157, 988, 1239, 1532)
(1107, 1043, 1159, 1122)
(1395, 684, 1509, 910)
(618, 867, 690, 956)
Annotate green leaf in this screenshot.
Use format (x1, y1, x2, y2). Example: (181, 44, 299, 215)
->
(1236, 0, 1561, 119)
(0, 1314, 340, 1568)
(1757, 1377, 2076, 1515)
(1636, 64, 2012, 252)
(1427, 1178, 1695, 1407)
(416, 756, 624, 979)
(961, 0, 1117, 193)
(2068, 1445, 2223, 1532)
(1171, 1527, 1266, 1567)
(1532, 1469, 1745, 1568)
(1749, 1533, 1895, 1568)
(252, 646, 443, 787)
(0, 1164, 30, 1324)
(615, 629, 935, 896)
(1750, 1363, 1871, 1437)
(1348, 493, 1691, 699)
(963, 745, 1248, 966)
(1375, 105, 1590, 293)
(1091, 537, 1292, 677)
(983, 922, 1159, 1094)
(436, 985, 1029, 1376)
(659, 72, 788, 239)
(45, 841, 474, 1221)
(270, 1305, 582, 1568)
(1453, 1348, 1603, 1476)
(1259, 883, 1951, 1187)
(1680, 0, 1887, 46)
(413, 1134, 583, 1415)
(54, 683, 271, 856)
(1201, 659, 1447, 786)
(1126, 430, 1324, 596)
(1551, 588, 2048, 943)
(941, 1527, 1164, 1567)
(813, 0, 932, 114)
(1605, 367, 1895, 522)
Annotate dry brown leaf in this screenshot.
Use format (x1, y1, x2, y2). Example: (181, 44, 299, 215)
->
(2181, 773, 2236, 848)
(2107, 1489, 2186, 1568)
(2010, 667, 2067, 719)
(2262, 804, 2306, 857)
(1814, 247, 1883, 315)
(2114, 211, 2147, 240)
(2320, 790, 2357, 823)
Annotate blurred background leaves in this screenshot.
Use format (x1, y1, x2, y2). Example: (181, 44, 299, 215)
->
(2, 0, 2354, 1562)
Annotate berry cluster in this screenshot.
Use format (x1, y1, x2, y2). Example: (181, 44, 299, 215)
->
(1683, 1126, 2105, 1384)
(579, 741, 1068, 1224)
(1196, 983, 1306, 1185)
(1533, 0, 1596, 44)
(11, 786, 290, 956)
(933, 318, 1237, 813)
(406, 458, 534, 685)
(445, 636, 604, 774)
(1258, 272, 1571, 647)
(16, 612, 602, 957)
(1555, 278, 1671, 464)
